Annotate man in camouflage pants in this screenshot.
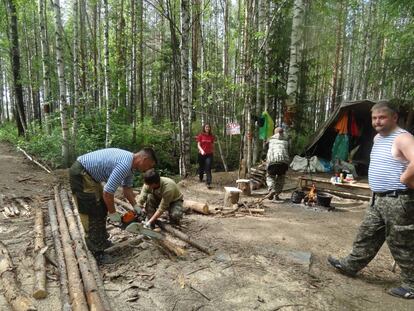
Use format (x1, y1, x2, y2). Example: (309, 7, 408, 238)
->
(328, 101, 414, 299)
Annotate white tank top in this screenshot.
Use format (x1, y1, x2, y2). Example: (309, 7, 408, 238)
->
(368, 129, 408, 192)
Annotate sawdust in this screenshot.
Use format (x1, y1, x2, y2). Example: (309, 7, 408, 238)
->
(0, 142, 411, 310)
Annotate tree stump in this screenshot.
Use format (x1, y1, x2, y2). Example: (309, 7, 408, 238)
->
(236, 179, 251, 196)
(224, 187, 242, 207)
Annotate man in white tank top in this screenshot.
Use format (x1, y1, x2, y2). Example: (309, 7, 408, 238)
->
(328, 101, 414, 299)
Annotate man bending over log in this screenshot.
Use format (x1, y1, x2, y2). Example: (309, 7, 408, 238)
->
(69, 147, 157, 264)
(136, 169, 184, 228)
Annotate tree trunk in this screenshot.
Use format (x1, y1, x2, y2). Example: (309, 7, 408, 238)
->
(104, 0, 111, 147)
(52, 0, 70, 167)
(5, 0, 27, 136)
(131, 0, 137, 142)
(285, 0, 305, 126)
(179, 0, 191, 177)
(72, 0, 80, 156)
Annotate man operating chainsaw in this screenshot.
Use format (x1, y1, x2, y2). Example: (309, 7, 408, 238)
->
(137, 169, 184, 228)
(69, 147, 157, 264)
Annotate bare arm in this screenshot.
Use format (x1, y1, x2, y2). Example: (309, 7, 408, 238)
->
(396, 133, 414, 188)
(103, 191, 116, 214)
(122, 187, 137, 206)
(197, 142, 205, 155)
(148, 209, 163, 225)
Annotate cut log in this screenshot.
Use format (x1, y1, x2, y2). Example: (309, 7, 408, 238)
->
(53, 187, 89, 311)
(4, 206, 14, 217)
(58, 188, 107, 311)
(47, 200, 71, 311)
(71, 194, 113, 311)
(0, 241, 37, 311)
(236, 179, 251, 196)
(15, 198, 31, 213)
(222, 203, 240, 215)
(156, 239, 186, 257)
(224, 187, 242, 207)
(157, 222, 212, 255)
(240, 208, 264, 213)
(183, 200, 209, 215)
(32, 206, 47, 299)
(10, 204, 20, 216)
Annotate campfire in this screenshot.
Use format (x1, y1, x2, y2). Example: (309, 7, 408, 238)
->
(304, 184, 317, 206)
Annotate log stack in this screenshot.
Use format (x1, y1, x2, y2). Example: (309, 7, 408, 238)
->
(248, 164, 267, 189)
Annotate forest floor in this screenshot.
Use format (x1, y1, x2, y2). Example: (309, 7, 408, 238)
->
(0, 141, 413, 311)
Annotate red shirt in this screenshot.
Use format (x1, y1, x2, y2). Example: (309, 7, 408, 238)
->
(196, 133, 215, 155)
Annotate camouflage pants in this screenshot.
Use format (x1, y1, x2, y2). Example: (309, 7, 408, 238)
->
(266, 173, 286, 196)
(340, 193, 414, 290)
(69, 161, 109, 254)
(144, 194, 184, 224)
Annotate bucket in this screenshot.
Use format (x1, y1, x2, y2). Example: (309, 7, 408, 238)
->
(317, 192, 333, 207)
(291, 190, 305, 204)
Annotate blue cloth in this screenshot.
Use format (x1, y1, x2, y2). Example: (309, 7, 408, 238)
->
(369, 129, 408, 192)
(77, 148, 134, 194)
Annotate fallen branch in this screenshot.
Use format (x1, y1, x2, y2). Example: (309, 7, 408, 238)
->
(17, 147, 51, 174)
(0, 241, 37, 311)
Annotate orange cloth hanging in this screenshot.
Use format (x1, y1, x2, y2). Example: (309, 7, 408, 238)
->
(350, 112, 360, 137)
(334, 113, 348, 134)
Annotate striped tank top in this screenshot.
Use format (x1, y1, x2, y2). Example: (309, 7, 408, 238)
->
(368, 128, 408, 192)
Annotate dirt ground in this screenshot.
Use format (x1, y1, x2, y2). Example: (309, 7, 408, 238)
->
(0, 142, 412, 311)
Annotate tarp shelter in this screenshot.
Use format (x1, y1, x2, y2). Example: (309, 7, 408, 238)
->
(304, 99, 414, 176)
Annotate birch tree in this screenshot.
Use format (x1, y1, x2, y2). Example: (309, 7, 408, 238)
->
(52, 0, 70, 166)
(179, 0, 191, 176)
(104, 0, 111, 147)
(285, 0, 305, 126)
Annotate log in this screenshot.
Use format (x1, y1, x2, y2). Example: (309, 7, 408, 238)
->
(32, 207, 47, 299)
(15, 198, 31, 213)
(17, 147, 52, 174)
(71, 194, 113, 311)
(47, 200, 71, 311)
(4, 205, 15, 217)
(236, 179, 251, 196)
(222, 203, 240, 215)
(224, 187, 242, 207)
(10, 204, 20, 216)
(104, 236, 144, 254)
(58, 189, 106, 311)
(0, 241, 37, 311)
(157, 222, 212, 255)
(183, 200, 209, 215)
(240, 208, 264, 213)
(156, 239, 186, 257)
(53, 187, 89, 311)
(114, 198, 133, 211)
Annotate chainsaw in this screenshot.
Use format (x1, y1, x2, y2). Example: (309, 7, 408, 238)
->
(108, 210, 164, 240)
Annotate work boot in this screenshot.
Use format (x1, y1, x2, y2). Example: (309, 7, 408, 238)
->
(272, 195, 284, 203)
(267, 191, 275, 200)
(327, 255, 357, 277)
(94, 251, 116, 265)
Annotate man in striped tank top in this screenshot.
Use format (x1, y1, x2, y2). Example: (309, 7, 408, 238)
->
(69, 147, 157, 264)
(328, 101, 414, 299)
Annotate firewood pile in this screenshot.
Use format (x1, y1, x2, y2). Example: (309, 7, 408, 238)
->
(248, 163, 267, 190)
(0, 195, 32, 217)
(216, 201, 265, 217)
